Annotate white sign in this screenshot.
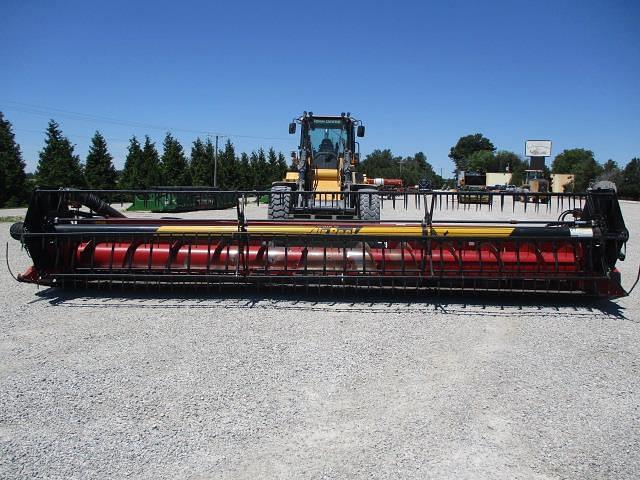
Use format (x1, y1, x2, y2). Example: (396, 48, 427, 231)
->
(525, 140, 552, 157)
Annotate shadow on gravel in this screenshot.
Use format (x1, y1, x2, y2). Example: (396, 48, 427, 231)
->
(28, 285, 632, 321)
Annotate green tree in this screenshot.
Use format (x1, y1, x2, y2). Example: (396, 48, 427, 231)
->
(119, 137, 143, 189)
(552, 148, 603, 191)
(85, 131, 117, 189)
(358, 149, 402, 179)
(494, 151, 522, 172)
(251, 148, 270, 189)
(277, 151, 288, 179)
(449, 134, 495, 172)
(238, 152, 253, 189)
(0, 112, 28, 206)
(218, 140, 237, 189)
(401, 152, 441, 186)
(138, 136, 162, 188)
(466, 150, 497, 173)
(189, 137, 211, 186)
(35, 120, 85, 188)
(161, 133, 191, 185)
(597, 159, 622, 186)
(619, 158, 640, 199)
(358, 150, 442, 187)
(510, 163, 527, 186)
(494, 151, 526, 185)
(267, 147, 285, 185)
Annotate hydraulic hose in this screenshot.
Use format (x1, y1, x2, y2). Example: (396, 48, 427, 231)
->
(71, 192, 126, 218)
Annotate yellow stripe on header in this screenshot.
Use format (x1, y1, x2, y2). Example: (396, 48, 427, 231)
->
(156, 224, 516, 238)
(157, 225, 239, 235)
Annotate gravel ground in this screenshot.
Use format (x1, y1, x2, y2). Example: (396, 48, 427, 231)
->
(1, 199, 639, 479)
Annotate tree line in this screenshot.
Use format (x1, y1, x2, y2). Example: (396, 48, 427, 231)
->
(357, 150, 444, 188)
(37, 119, 289, 191)
(448, 133, 640, 197)
(2, 112, 640, 208)
(0, 113, 290, 207)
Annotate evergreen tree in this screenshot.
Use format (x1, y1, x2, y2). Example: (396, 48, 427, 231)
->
(0, 112, 28, 206)
(35, 120, 85, 188)
(161, 133, 191, 186)
(215, 140, 236, 190)
(119, 137, 143, 189)
(190, 137, 211, 186)
(85, 131, 117, 189)
(267, 148, 281, 184)
(238, 152, 253, 189)
(251, 148, 270, 190)
(139, 136, 163, 188)
(277, 151, 288, 179)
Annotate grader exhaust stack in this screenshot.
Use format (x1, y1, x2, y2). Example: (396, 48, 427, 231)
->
(9, 186, 631, 298)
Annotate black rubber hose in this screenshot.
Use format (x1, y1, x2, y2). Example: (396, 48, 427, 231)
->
(10, 222, 24, 240)
(73, 192, 126, 218)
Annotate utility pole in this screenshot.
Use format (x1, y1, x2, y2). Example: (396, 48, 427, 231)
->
(214, 135, 219, 188)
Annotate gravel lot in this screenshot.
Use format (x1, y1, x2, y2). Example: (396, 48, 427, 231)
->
(1, 199, 639, 479)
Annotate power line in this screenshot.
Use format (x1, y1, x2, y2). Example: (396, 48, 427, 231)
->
(13, 127, 131, 144)
(0, 100, 291, 142)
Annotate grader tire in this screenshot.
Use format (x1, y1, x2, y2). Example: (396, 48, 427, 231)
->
(359, 189, 380, 221)
(268, 185, 292, 220)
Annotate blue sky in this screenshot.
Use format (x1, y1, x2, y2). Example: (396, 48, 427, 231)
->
(1, 0, 638, 175)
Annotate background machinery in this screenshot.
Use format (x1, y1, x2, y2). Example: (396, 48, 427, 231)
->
(519, 169, 550, 203)
(457, 171, 490, 204)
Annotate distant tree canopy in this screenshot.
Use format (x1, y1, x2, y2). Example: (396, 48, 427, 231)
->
(359, 149, 401, 179)
(466, 150, 496, 173)
(0, 112, 28, 207)
(495, 150, 527, 185)
(449, 133, 496, 173)
(119, 136, 143, 189)
(218, 140, 238, 189)
(250, 148, 270, 190)
(552, 148, 603, 191)
(161, 133, 191, 186)
(268, 147, 288, 188)
(619, 158, 640, 199)
(139, 136, 163, 188)
(187, 139, 287, 191)
(2, 112, 640, 206)
(358, 149, 443, 187)
(189, 137, 212, 187)
(85, 131, 117, 189)
(35, 120, 85, 188)
(596, 159, 623, 186)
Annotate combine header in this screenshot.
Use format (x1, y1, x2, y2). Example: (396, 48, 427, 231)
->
(9, 186, 632, 298)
